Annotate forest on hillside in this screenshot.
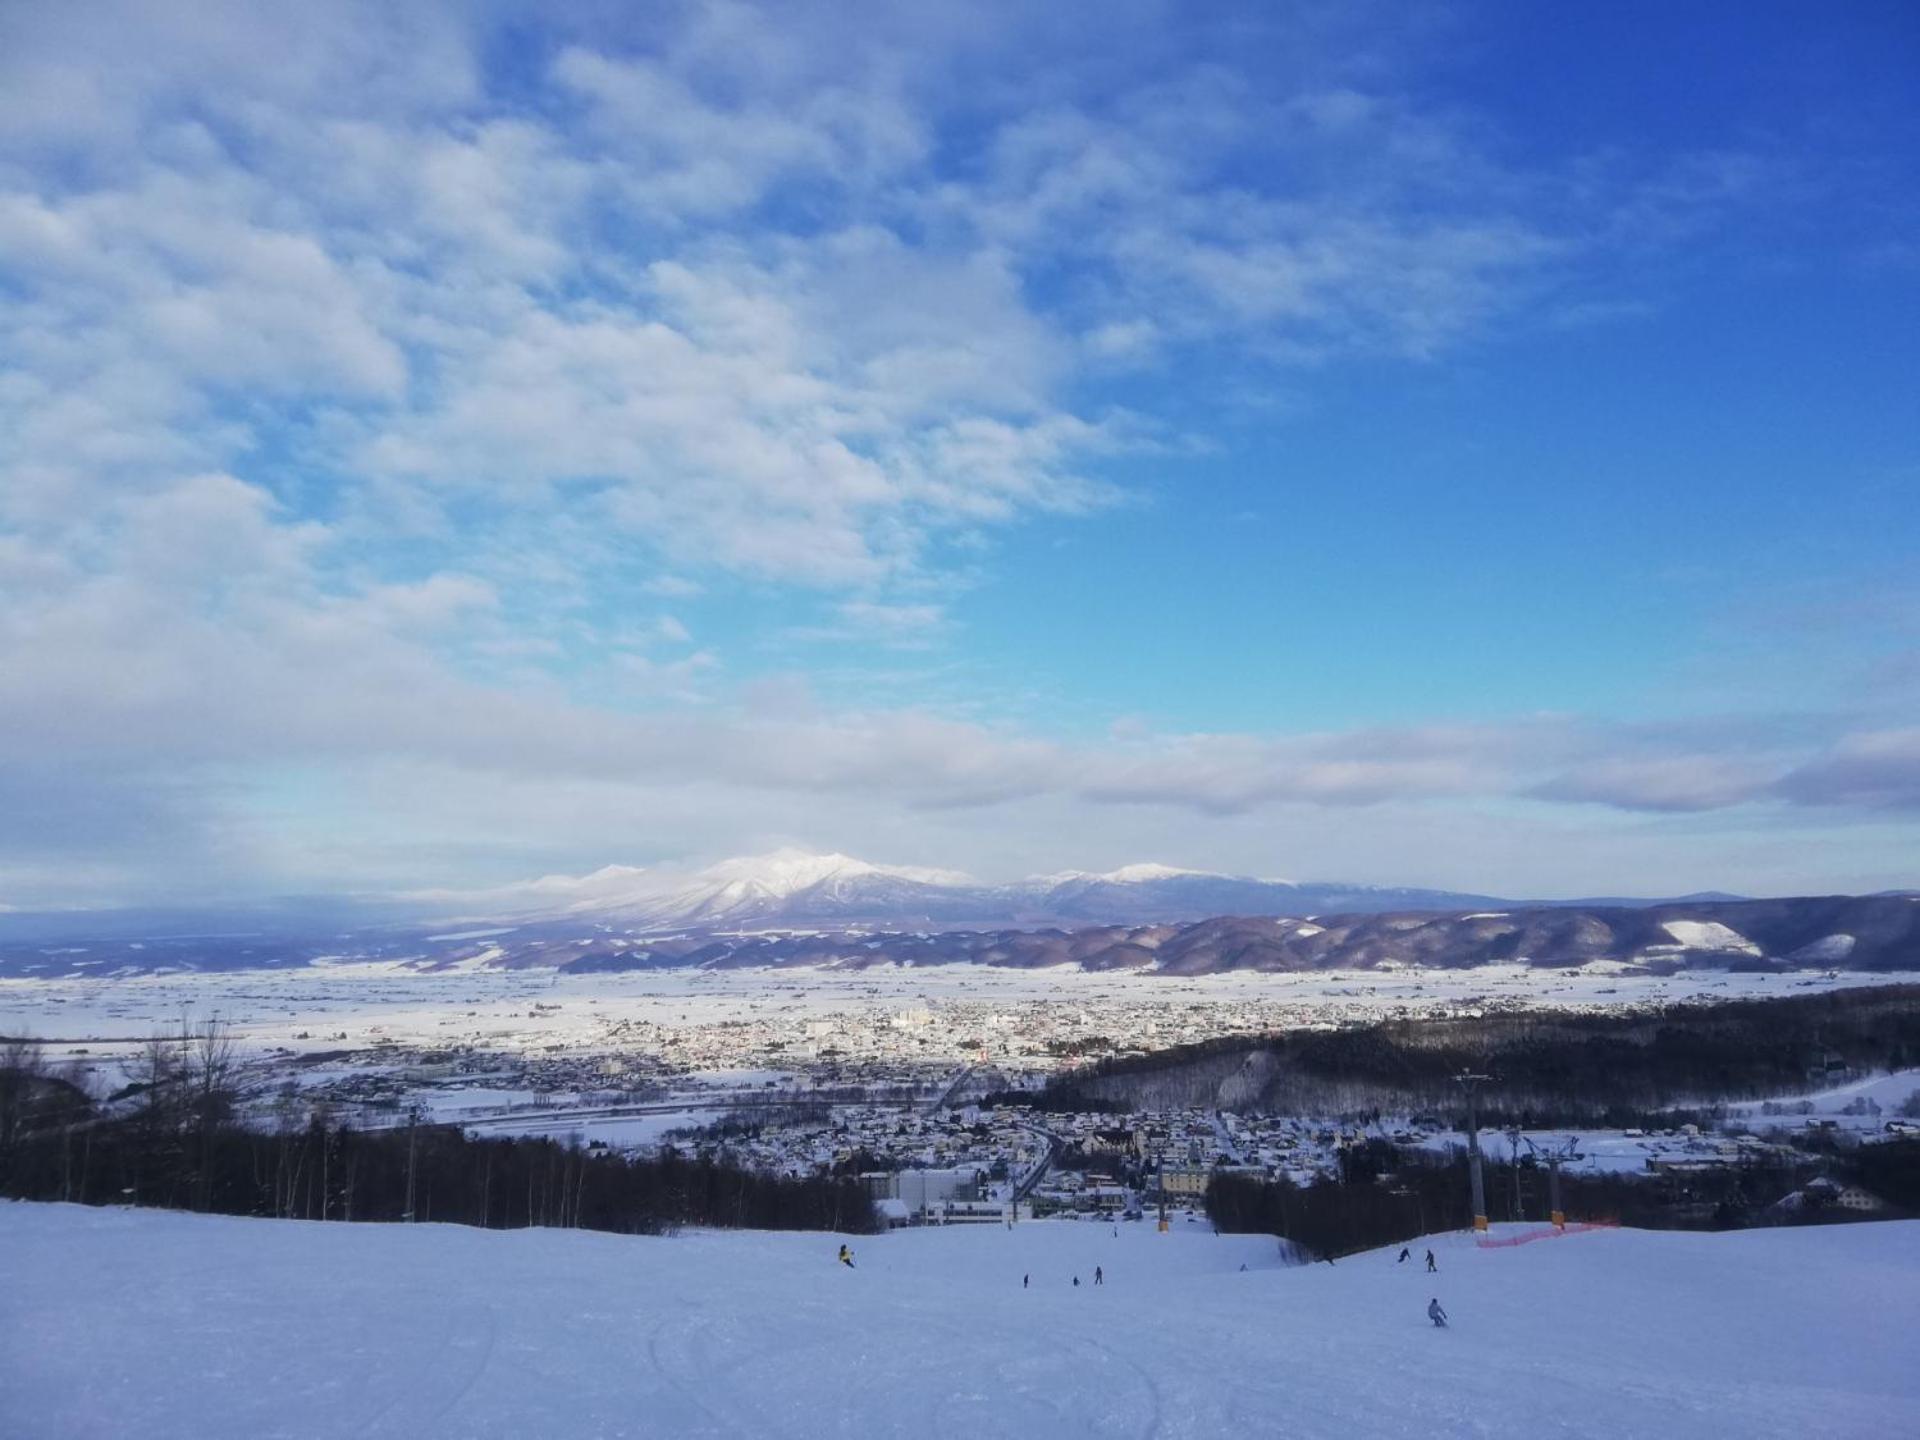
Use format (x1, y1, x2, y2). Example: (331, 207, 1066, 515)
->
(1041, 986, 1920, 1125)
(0, 1030, 878, 1235)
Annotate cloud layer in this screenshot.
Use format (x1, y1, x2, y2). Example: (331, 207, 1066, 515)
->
(0, 2, 1914, 905)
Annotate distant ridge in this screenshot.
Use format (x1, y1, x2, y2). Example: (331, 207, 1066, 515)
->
(0, 852, 1910, 979)
(397, 848, 1516, 932)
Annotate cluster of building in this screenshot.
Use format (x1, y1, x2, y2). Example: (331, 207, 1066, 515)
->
(168, 977, 1917, 1237)
(647, 1098, 1376, 1227)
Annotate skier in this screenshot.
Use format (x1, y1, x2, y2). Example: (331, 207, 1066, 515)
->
(1023, 1274, 1029, 1289)
(1073, 1275, 1080, 1287)
(1094, 1266, 1104, 1286)
(1428, 1297, 1448, 1328)
(838, 1244, 855, 1269)
(1397, 1247, 1410, 1265)
(1425, 1249, 1437, 1273)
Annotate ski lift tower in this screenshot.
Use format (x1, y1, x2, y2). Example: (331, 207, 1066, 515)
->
(1452, 1072, 1493, 1233)
(1522, 1135, 1583, 1229)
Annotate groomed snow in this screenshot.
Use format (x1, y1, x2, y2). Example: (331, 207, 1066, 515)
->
(1659, 920, 1761, 955)
(4, 1203, 1916, 1439)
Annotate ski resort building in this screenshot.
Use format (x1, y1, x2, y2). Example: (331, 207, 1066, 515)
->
(862, 1167, 1000, 1225)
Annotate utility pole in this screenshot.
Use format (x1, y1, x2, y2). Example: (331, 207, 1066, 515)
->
(1453, 1073, 1492, 1233)
(403, 1104, 421, 1223)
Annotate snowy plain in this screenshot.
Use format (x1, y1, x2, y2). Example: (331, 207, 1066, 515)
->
(4, 1202, 1917, 1439)
(3, 962, 1903, 1060)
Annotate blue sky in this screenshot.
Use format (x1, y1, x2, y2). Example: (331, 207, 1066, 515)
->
(0, 1, 1916, 907)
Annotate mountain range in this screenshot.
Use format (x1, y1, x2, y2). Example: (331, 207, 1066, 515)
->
(0, 848, 1913, 978)
(555, 893, 1920, 976)
(413, 848, 1518, 932)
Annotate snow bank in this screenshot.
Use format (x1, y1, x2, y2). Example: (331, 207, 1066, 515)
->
(4, 1204, 1917, 1438)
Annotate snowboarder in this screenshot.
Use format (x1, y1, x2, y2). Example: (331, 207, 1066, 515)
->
(1425, 1249, 1437, 1273)
(1397, 1247, 1410, 1265)
(838, 1244, 855, 1269)
(1094, 1266, 1104, 1286)
(1428, 1297, 1448, 1328)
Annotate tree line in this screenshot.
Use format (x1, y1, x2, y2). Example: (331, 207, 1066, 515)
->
(1042, 985, 1920, 1123)
(1202, 1136, 1883, 1259)
(0, 1024, 878, 1235)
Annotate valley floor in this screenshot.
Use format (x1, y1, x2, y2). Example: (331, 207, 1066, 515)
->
(4, 1203, 1917, 1438)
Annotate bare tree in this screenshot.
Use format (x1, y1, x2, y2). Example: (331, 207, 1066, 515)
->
(122, 1029, 188, 1205)
(183, 1017, 237, 1211)
(0, 1036, 50, 1196)
(54, 1059, 98, 1203)
(185, 1018, 237, 1128)
(0, 1036, 46, 1153)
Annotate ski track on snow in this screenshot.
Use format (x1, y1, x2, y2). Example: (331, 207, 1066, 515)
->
(4, 1206, 1919, 1439)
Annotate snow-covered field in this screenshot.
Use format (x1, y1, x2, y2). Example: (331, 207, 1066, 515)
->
(3, 962, 1900, 1058)
(5, 1203, 1916, 1439)
(1728, 1068, 1920, 1133)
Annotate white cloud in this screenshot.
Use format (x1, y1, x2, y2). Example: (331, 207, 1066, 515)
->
(643, 574, 705, 599)
(0, 1, 1863, 905)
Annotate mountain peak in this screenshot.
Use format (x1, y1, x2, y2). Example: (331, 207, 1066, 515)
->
(693, 849, 975, 896)
(1093, 862, 1215, 884)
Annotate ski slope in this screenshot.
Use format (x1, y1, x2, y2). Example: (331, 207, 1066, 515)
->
(4, 1203, 1918, 1439)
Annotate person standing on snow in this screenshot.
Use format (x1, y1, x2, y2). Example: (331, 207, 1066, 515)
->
(1428, 1298, 1448, 1328)
(1425, 1249, 1437, 1273)
(838, 1244, 855, 1269)
(1094, 1266, 1104, 1286)
(1023, 1274, 1029, 1289)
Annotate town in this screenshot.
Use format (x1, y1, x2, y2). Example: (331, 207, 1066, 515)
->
(7, 965, 1915, 1234)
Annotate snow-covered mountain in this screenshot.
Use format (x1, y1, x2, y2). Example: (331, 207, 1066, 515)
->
(1009, 865, 1504, 925)
(570, 851, 986, 929)
(561, 892, 1920, 976)
(3, 872, 1911, 977)
(443, 848, 1511, 931)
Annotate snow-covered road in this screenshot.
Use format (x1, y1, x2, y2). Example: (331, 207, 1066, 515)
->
(5, 1203, 1917, 1438)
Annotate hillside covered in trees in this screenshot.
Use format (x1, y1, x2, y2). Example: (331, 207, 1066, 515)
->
(1040, 985, 1920, 1125)
(0, 1029, 876, 1236)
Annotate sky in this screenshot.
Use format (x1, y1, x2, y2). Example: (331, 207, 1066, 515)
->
(1, 0, 1917, 909)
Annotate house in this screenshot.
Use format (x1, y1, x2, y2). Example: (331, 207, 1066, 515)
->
(1161, 1166, 1212, 1198)
(1829, 1183, 1894, 1215)
(1769, 1176, 1896, 1218)
(1090, 1182, 1128, 1221)
(931, 1199, 1007, 1225)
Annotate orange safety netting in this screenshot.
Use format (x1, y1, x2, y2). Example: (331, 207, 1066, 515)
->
(1474, 1221, 1619, 1249)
